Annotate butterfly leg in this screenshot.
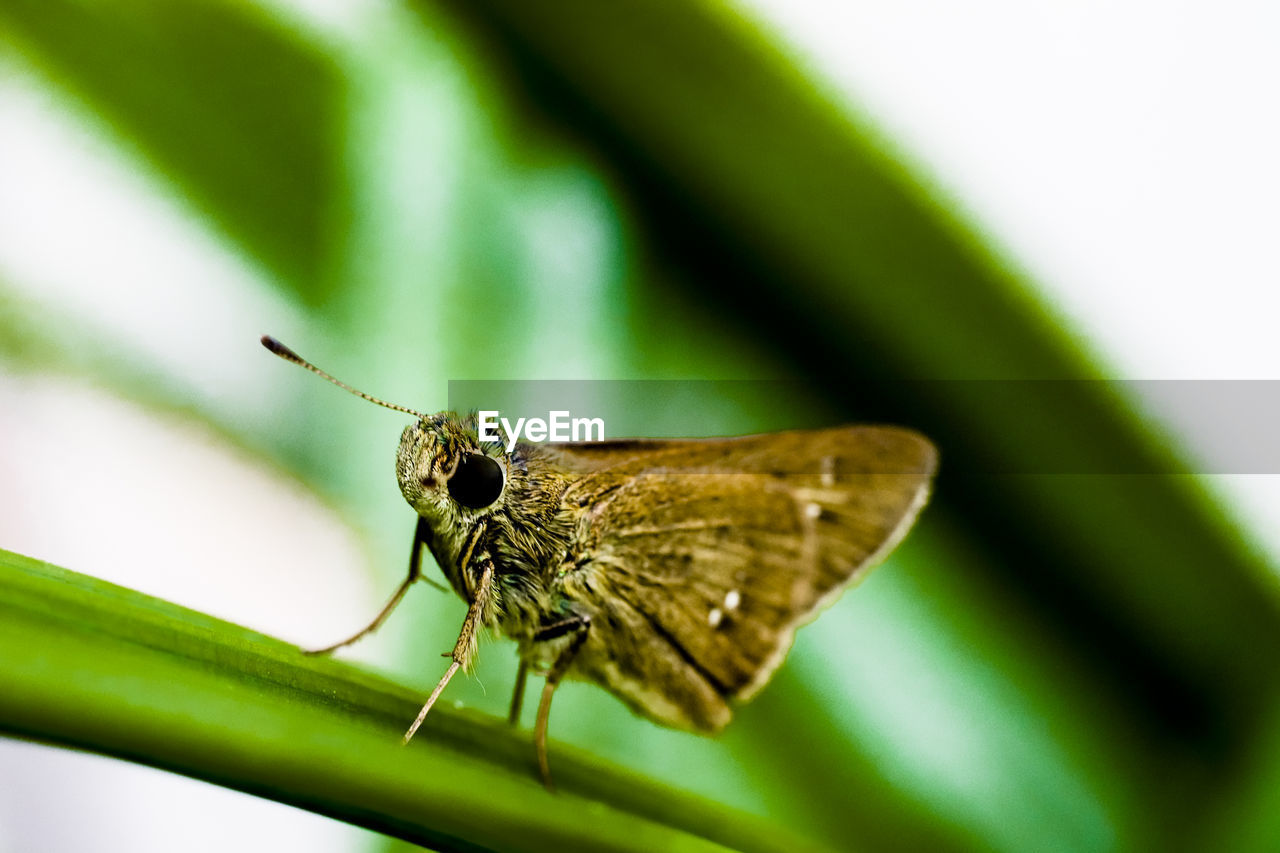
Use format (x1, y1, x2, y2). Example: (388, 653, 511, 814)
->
(510, 614, 585, 725)
(305, 516, 438, 655)
(512, 607, 586, 722)
(533, 613, 591, 791)
(508, 661, 529, 725)
(402, 559, 495, 744)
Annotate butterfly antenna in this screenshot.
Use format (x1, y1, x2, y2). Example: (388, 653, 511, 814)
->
(261, 335, 428, 419)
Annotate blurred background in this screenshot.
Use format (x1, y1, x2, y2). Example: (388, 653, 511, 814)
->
(1, 0, 1278, 851)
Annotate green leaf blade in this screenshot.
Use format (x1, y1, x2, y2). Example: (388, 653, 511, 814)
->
(0, 548, 825, 853)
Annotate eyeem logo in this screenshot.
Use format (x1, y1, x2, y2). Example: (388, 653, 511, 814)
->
(478, 410, 605, 452)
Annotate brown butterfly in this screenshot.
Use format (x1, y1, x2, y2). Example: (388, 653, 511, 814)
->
(263, 336, 938, 788)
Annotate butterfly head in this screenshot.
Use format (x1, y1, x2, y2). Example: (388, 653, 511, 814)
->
(396, 414, 509, 526)
(259, 336, 511, 599)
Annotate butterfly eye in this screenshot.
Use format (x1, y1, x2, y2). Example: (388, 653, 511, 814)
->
(447, 453, 504, 509)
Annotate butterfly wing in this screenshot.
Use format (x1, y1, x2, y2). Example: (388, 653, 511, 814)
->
(549, 426, 937, 732)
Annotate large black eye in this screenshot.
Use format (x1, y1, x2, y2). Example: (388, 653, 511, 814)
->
(447, 453, 504, 509)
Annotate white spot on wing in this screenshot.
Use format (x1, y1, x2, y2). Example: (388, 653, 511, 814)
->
(820, 455, 836, 486)
(724, 589, 741, 611)
(805, 502, 822, 519)
(708, 607, 723, 628)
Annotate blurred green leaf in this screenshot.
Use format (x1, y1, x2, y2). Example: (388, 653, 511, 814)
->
(0, 0, 346, 298)
(414, 0, 1280, 841)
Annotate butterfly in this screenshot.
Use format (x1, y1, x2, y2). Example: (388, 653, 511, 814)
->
(263, 336, 937, 788)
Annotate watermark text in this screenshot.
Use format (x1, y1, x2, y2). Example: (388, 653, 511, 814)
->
(478, 410, 605, 452)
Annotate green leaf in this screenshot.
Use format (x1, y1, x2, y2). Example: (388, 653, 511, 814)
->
(0, 547, 825, 853)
